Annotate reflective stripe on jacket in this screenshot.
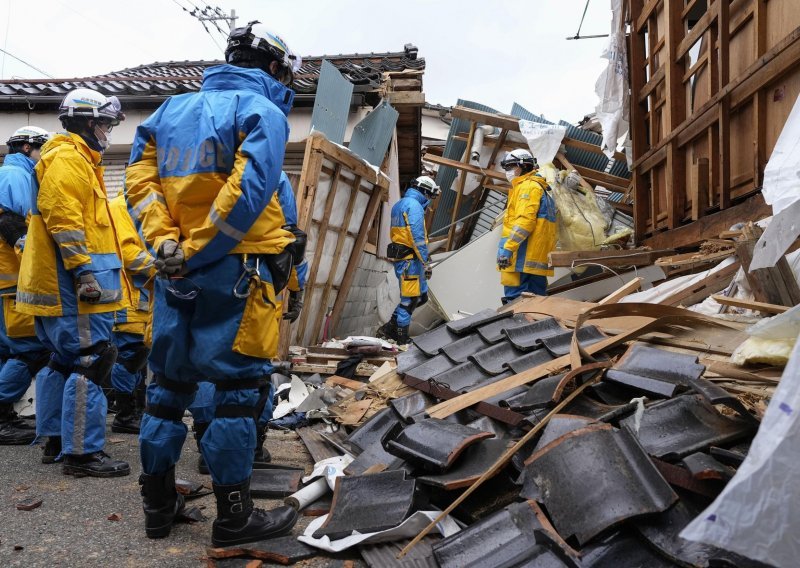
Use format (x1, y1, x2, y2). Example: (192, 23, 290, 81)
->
(125, 64, 295, 273)
(500, 170, 557, 277)
(16, 133, 130, 317)
(389, 188, 430, 263)
(0, 153, 36, 291)
(110, 195, 155, 326)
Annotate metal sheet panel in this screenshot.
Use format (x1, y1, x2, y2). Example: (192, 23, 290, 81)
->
(348, 99, 399, 166)
(309, 60, 354, 144)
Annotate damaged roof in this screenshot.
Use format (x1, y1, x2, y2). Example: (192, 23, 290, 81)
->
(0, 45, 424, 101)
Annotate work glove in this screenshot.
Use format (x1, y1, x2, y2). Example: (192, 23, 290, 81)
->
(76, 272, 103, 303)
(155, 240, 185, 276)
(497, 248, 513, 270)
(283, 290, 304, 323)
(424, 264, 433, 280)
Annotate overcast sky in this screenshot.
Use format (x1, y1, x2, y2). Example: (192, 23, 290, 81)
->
(0, 0, 613, 123)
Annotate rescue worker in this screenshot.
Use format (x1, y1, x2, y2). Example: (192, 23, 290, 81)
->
(496, 149, 557, 303)
(108, 195, 156, 434)
(126, 22, 301, 545)
(190, 171, 306, 475)
(16, 88, 131, 477)
(0, 126, 52, 445)
(377, 175, 440, 345)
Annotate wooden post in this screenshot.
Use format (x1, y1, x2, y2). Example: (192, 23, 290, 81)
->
(717, 0, 731, 209)
(446, 122, 477, 251)
(329, 185, 386, 336)
(690, 158, 709, 220)
(664, 0, 687, 229)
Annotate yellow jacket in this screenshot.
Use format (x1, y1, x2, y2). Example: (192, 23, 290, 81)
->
(16, 133, 131, 317)
(500, 170, 557, 278)
(109, 195, 155, 329)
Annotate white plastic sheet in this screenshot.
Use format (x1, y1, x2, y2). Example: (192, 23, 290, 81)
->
(681, 332, 800, 567)
(518, 120, 566, 166)
(594, 0, 630, 159)
(298, 510, 461, 553)
(302, 455, 354, 489)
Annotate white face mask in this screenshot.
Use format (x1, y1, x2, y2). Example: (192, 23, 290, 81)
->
(94, 124, 112, 151)
(505, 169, 517, 182)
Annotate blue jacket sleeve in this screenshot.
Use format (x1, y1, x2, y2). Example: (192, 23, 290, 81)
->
(407, 202, 430, 264)
(182, 106, 289, 271)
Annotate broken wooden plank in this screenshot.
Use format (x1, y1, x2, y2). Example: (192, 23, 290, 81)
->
(207, 536, 317, 565)
(325, 375, 366, 390)
(550, 248, 674, 268)
(710, 295, 789, 314)
(655, 248, 736, 268)
(598, 278, 643, 305)
(659, 262, 740, 307)
(735, 224, 800, 307)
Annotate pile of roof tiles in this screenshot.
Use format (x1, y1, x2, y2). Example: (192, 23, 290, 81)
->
(315, 308, 769, 567)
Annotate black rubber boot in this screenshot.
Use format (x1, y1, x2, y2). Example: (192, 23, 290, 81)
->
(211, 478, 298, 547)
(62, 451, 131, 478)
(41, 436, 62, 464)
(0, 402, 36, 445)
(194, 422, 209, 475)
(376, 316, 398, 340)
(253, 427, 271, 467)
(111, 392, 141, 434)
(139, 466, 185, 539)
(395, 325, 411, 346)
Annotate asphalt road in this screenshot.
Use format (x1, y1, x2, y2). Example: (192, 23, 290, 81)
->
(0, 418, 361, 568)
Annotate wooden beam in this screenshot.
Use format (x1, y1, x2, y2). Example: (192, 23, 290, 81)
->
(598, 277, 644, 304)
(570, 164, 631, 193)
(659, 261, 740, 307)
(638, 64, 666, 103)
(549, 248, 675, 268)
(711, 295, 789, 314)
(717, 0, 731, 210)
(330, 185, 386, 334)
(690, 158, 710, 220)
(311, 135, 388, 188)
(735, 224, 800, 307)
(644, 193, 771, 250)
(388, 91, 425, 106)
(636, 0, 661, 32)
(677, 0, 718, 59)
(422, 152, 507, 182)
(447, 122, 477, 251)
(629, 0, 651, 243)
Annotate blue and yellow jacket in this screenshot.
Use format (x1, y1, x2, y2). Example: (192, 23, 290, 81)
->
(0, 153, 36, 293)
(275, 172, 307, 292)
(16, 133, 130, 316)
(500, 170, 557, 277)
(109, 195, 155, 328)
(125, 64, 295, 272)
(390, 188, 430, 263)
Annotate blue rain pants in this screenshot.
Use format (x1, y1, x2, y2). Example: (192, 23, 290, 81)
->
(502, 273, 548, 304)
(0, 294, 48, 405)
(34, 313, 114, 455)
(392, 259, 429, 328)
(110, 331, 147, 395)
(189, 380, 275, 428)
(140, 255, 276, 485)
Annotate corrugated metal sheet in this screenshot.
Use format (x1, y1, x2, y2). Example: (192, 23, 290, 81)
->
(348, 100, 399, 166)
(431, 99, 499, 233)
(310, 60, 355, 144)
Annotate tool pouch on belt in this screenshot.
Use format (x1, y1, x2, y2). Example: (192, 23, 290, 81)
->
(386, 242, 415, 261)
(264, 250, 293, 294)
(3, 296, 35, 338)
(233, 279, 280, 359)
(401, 273, 421, 297)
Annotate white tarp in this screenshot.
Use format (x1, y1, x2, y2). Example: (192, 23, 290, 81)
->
(681, 331, 800, 567)
(594, 0, 630, 159)
(519, 120, 567, 166)
(749, 93, 800, 270)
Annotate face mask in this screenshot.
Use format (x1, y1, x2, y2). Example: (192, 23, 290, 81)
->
(94, 124, 112, 151)
(505, 169, 517, 182)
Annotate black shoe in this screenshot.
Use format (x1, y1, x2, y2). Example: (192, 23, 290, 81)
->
(211, 478, 298, 547)
(111, 392, 141, 434)
(395, 325, 411, 346)
(194, 422, 209, 475)
(139, 466, 185, 539)
(62, 451, 130, 478)
(253, 428, 271, 467)
(0, 403, 36, 445)
(41, 436, 62, 464)
(376, 319, 397, 340)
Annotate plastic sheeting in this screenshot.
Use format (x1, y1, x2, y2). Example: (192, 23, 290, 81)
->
(680, 330, 800, 568)
(594, 0, 629, 159)
(518, 120, 566, 166)
(542, 165, 608, 252)
(731, 304, 800, 366)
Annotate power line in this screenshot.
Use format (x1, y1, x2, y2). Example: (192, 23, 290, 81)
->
(1, 1, 11, 79)
(0, 47, 53, 78)
(572, 0, 593, 40)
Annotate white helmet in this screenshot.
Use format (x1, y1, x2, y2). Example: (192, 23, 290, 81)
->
(58, 88, 125, 125)
(412, 175, 440, 198)
(226, 21, 301, 86)
(500, 148, 536, 171)
(7, 125, 50, 147)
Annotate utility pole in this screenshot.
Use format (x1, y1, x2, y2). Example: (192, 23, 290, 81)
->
(192, 6, 237, 31)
